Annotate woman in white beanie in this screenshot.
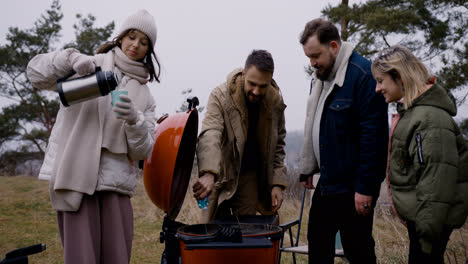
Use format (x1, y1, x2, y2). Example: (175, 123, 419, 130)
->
(27, 9, 159, 264)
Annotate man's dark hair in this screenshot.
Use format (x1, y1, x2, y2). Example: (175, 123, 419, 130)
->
(299, 18, 341, 46)
(244, 50, 274, 74)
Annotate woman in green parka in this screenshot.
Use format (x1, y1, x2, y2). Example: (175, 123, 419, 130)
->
(371, 45, 468, 264)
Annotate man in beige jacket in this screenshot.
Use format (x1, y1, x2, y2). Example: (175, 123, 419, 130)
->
(193, 50, 287, 222)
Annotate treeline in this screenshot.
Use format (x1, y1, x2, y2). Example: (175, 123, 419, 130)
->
(0, 0, 467, 176)
(0, 0, 114, 175)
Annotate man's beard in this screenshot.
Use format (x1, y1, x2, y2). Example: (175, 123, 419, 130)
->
(247, 92, 263, 104)
(316, 56, 336, 81)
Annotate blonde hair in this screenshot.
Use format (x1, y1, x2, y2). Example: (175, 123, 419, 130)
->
(371, 45, 429, 109)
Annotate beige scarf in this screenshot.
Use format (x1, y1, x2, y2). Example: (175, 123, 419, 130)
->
(101, 47, 149, 154)
(51, 47, 151, 211)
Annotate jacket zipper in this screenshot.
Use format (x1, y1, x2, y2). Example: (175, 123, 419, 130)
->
(415, 132, 424, 165)
(387, 114, 406, 226)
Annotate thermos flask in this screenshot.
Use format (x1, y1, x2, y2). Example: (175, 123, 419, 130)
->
(57, 66, 118, 107)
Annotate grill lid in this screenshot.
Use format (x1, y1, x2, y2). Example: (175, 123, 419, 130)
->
(143, 98, 199, 220)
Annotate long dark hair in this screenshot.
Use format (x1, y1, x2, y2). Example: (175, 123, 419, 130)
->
(96, 29, 161, 83)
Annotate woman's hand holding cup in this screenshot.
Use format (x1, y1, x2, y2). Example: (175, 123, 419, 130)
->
(112, 91, 138, 125)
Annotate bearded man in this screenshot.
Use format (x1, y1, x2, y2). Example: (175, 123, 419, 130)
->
(193, 50, 287, 223)
(298, 19, 388, 264)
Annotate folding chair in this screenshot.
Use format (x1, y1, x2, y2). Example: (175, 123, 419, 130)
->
(278, 187, 348, 263)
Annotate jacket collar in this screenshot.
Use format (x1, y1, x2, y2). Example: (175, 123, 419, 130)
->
(331, 42, 354, 87)
(312, 41, 354, 88)
(396, 82, 457, 116)
(226, 68, 284, 139)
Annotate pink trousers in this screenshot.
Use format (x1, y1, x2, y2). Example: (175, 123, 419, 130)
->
(56, 191, 133, 264)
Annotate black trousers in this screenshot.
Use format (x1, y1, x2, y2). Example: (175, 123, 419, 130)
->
(307, 188, 376, 264)
(407, 221, 453, 264)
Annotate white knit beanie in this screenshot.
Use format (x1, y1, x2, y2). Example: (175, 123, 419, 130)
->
(119, 9, 157, 47)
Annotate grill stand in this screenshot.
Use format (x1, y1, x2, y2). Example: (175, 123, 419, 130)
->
(160, 215, 185, 264)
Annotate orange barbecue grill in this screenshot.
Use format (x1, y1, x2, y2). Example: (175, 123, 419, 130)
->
(177, 223, 282, 264)
(143, 97, 283, 264)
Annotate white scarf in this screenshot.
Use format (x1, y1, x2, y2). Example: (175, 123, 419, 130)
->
(299, 42, 354, 175)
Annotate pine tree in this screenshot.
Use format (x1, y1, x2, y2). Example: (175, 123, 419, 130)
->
(176, 88, 205, 113)
(0, 0, 114, 174)
(459, 119, 468, 139)
(321, 0, 467, 99)
(64, 13, 114, 55)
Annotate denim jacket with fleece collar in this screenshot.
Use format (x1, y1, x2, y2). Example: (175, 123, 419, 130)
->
(300, 51, 388, 197)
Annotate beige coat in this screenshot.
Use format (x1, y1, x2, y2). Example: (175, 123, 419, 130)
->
(197, 68, 287, 222)
(27, 48, 156, 211)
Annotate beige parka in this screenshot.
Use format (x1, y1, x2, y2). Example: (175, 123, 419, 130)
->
(197, 68, 287, 222)
(27, 48, 156, 211)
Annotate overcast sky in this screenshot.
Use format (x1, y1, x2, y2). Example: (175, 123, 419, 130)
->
(1, 0, 467, 132)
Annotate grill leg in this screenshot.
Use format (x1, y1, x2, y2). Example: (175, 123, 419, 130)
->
(160, 216, 184, 264)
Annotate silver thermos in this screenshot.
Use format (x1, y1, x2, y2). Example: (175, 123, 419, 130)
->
(57, 67, 118, 107)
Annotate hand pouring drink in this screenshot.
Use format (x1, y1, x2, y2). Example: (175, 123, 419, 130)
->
(57, 66, 118, 107)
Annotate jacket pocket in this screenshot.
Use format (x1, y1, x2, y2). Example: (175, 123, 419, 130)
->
(329, 100, 352, 111)
(390, 147, 412, 184)
(415, 132, 424, 165)
(390, 184, 417, 221)
(327, 99, 352, 138)
(220, 136, 237, 182)
(447, 181, 468, 228)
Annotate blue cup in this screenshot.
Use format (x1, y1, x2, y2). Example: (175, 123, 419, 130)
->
(111, 90, 128, 107)
(111, 90, 128, 115)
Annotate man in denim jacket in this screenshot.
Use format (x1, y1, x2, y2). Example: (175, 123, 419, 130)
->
(298, 18, 388, 264)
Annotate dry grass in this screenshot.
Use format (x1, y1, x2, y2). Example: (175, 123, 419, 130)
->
(1, 176, 467, 264)
(0, 176, 63, 264)
(373, 205, 468, 264)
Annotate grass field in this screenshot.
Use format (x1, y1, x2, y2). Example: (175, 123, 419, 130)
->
(1, 175, 467, 264)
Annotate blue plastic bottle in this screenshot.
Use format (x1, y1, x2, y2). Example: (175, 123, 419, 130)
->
(197, 197, 209, 210)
